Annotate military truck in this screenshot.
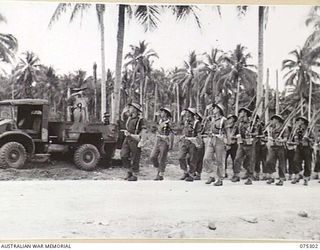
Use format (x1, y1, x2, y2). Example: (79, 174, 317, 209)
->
(0, 99, 118, 170)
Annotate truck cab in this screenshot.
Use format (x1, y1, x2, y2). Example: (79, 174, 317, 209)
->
(0, 99, 118, 170)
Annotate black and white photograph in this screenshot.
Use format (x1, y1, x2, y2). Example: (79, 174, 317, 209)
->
(0, 0, 319, 242)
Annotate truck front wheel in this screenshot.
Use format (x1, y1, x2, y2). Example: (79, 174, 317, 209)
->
(0, 142, 27, 168)
(74, 144, 100, 171)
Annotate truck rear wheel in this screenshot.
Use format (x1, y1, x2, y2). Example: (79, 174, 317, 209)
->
(74, 144, 100, 171)
(0, 142, 27, 168)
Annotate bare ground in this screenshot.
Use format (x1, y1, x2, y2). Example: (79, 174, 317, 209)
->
(0, 137, 319, 240)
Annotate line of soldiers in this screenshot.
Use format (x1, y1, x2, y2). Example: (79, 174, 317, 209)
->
(120, 102, 320, 186)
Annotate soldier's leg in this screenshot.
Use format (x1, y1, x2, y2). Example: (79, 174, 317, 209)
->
(261, 145, 268, 179)
(244, 145, 255, 184)
(215, 138, 227, 182)
(150, 139, 161, 169)
(314, 151, 320, 179)
(188, 142, 199, 176)
(292, 147, 303, 183)
(225, 147, 231, 174)
(230, 143, 238, 171)
(178, 139, 189, 179)
(254, 142, 262, 175)
(158, 139, 169, 174)
(203, 138, 215, 184)
(303, 147, 312, 182)
(232, 144, 246, 181)
(120, 138, 131, 169)
(195, 144, 205, 179)
(266, 147, 277, 183)
(287, 149, 295, 179)
(277, 147, 286, 182)
(130, 139, 141, 175)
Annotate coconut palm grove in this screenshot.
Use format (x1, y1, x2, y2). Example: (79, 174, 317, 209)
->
(1, 2, 320, 241)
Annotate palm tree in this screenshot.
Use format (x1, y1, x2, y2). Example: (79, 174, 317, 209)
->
(0, 13, 18, 65)
(124, 40, 158, 109)
(112, 5, 202, 123)
(199, 48, 225, 103)
(49, 3, 107, 121)
(282, 45, 320, 117)
(220, 44, 257, 115)
(168, 67, 181, 122)
(172, 51, 199, 109)
(305, 6, 320, 49)
(237, 6, 269, 116)
(14, 51, 41, 98)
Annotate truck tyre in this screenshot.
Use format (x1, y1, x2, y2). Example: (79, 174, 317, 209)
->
(0, 142, 27, 168)
(74, 144, 100, 171)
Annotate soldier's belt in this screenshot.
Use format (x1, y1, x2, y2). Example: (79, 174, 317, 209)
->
(184, 136, 196, 139)
(156, 134, 169, 139)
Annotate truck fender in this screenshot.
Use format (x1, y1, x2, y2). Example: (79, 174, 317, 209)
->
(0, 131, 35, 155)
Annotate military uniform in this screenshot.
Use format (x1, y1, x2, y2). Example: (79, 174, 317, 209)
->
(120, 114, 147, 178)
(202, 108, 227, 185)
(265, 115, 289, 185)
(178, 109, 202, 181)
(313, 133, 320, 180)
(150, 117, 173, 178)
(224, 115, 238, 178)
(290, 117, 313, 185)
(254, 122, 268, 180)
(285, 125, 295, 180)
(193, 116, 205, 179)
(233, 108, 257, 184)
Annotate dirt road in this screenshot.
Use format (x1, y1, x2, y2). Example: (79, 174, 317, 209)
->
(0, 178, 319, 240)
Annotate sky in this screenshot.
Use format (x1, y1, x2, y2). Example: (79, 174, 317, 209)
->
(0, 2, 314, 90)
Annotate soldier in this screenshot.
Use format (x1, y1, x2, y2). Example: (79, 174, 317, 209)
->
(286, 123, 296, 181)
(193, 111, 205, 180)
(224, 114, 238, 179)
(203, 103, 227, 186)
(150, 107, 174, 181)
(265, 114, 289, 186)
(289, 116, 313, 186)
(232, 107, 256, 185)
(178, 108, 202, 182)
(120, 103, 147, 181)
(253, 117, 267, 181)
(313, 127, 320, 181)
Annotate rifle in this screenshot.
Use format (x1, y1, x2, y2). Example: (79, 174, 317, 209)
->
(278, 103, 303, 139)
(249, 98, 265, 132)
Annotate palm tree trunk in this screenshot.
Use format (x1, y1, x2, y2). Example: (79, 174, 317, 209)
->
(111, 5, 125, 124)
(98, 8, 106, 121)
(154, 84, 158, 121)
(176, 84, 180, 123)
(196, 86, 200, 112)
(308, 75, 312, 121)
(235, 78, 240, 115)
(276, 69, 279, 114)
(265, 69, 270, 126)
(257, 6, 265, 116)
(300, 92, 304, 116)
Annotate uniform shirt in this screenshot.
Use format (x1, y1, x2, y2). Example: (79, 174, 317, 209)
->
(292, 125, 314, 146)
(269, 124, 289, 146)
(225, 124, 237, 144)
(235, 120, 252, 139)
(270, 125, 288, 139)
(183, 118, 201, 137)
(125, 115, 146, 134)
(210, 116, 226, 136)
(157, 119, 172, 136)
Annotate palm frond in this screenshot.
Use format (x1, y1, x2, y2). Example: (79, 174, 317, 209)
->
(48, 3, 71, 28)
(134, 5, 161, 32)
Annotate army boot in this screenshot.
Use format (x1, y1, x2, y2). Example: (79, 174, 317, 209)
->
(205, 177, 215, 184)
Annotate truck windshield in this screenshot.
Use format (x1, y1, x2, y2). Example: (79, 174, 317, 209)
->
(0, 105, 14, 119)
